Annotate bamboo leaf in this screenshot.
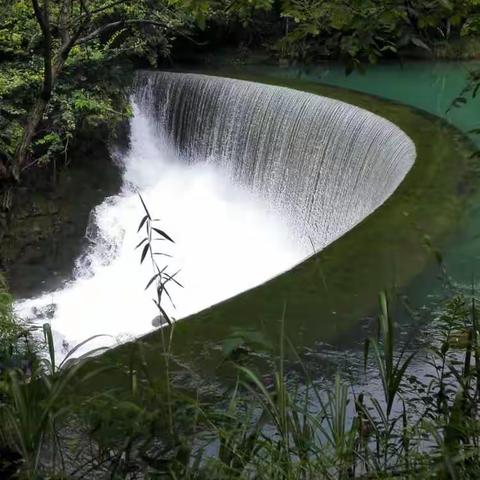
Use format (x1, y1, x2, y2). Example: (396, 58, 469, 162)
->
(163, 270, 183, 288)
(43, 323, 55, 374)
(140, 243, 149, 264)
(152, 227, 174, 243)
(137, 215, 148, 233)
(135, 237, 148, 249)
(153, 299, 172, 326)
(145, 273, 159, 290)
(138, 193, 151, 219)
(160, 284, 176, 308)
(59, 334, 111, 368)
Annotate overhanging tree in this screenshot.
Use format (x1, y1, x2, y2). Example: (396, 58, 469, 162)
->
(4, 0, 197, 181)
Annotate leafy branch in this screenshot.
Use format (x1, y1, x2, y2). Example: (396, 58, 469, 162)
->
(136, 193, 182, 327)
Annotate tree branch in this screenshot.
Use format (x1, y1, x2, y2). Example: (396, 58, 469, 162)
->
(79, 0, 91, 17)
(77, 19, 166, 44)
(32, 0, 54, 101)
(31, 0, 48, 36)
(58, 0, 71, 45)
(72, 0, 127, 25)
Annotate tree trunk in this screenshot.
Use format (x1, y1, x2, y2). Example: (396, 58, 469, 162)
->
(0, 160, 8, 180)
(12, 0, 54, 182)
(12, 96, 49, 181)
(12, 53, 67, 181)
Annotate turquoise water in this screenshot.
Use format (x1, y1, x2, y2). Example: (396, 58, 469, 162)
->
(303, 62, 479, 143)
(255, 62, 480, 144)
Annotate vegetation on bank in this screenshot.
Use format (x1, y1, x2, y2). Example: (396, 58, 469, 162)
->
(1, 202, 480, 478)
(1, 269, 480, 478)
(1, 0, 480, 184)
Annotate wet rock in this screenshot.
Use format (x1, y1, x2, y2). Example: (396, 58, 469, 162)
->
(151, 313, 167, 328)
(0, 131, 122, 297)
(32, 303, 57, 320)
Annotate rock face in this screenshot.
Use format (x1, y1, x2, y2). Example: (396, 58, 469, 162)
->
(0, 134, 122, 297)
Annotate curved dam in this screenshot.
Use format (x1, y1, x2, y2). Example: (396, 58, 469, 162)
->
(17, 72, 416, 356)
(134, 72, 416, 252)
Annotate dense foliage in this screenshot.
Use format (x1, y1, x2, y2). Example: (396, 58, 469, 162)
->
(0, 0, 208, 181)
(276, 0, 480, 68)
(1, 0, 480, 184)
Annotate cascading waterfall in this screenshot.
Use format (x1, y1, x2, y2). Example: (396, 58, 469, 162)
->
(17, 72, 416, 357)
(136, 72, 416, 250)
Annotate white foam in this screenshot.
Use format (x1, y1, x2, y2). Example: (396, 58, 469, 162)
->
(16, 103, 306, 357)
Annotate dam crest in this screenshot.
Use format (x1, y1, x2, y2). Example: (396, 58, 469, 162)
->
(134, 71, 416, 251)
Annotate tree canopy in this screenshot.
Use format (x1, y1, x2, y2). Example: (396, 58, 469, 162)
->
(276, 0, 480, 67)
(1, 0, 480, 183)
(0, 0, 208, 180)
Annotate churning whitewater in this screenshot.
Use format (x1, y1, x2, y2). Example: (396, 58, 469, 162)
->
(17, 73, 416, 356)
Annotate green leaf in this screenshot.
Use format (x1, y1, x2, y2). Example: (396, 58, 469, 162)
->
(411, 37, 431, 51)
(145, 273, 159, 290)
(137, 215, 148, 233)
(138, 193, 151, 219)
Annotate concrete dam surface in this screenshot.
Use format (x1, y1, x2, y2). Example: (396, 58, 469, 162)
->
(17, 72, 416, 358)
